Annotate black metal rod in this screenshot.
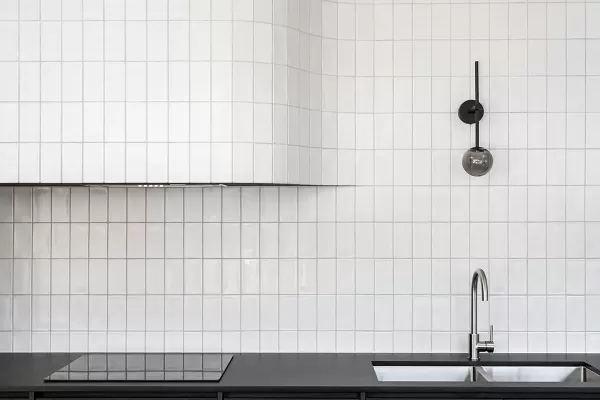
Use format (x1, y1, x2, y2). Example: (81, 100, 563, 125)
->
(474, 61, 480, 149)
(475, 117, 480, 149)
(475, 61, 479, 103)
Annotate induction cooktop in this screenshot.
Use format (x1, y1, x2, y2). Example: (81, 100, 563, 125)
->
(44, 354, 234, 382)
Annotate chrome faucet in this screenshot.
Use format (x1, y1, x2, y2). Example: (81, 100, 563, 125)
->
(469, 269, 494, 361)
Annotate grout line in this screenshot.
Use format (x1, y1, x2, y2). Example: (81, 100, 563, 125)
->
(525, 1, 529, 353)
(16, 0, 20, 187)
(257, 188, 262, 351)
(296, 0, 305, 347)
(124, 189, 129, 351)
(5, 255, 600, 260)
(80, 0, 87, 347)
(145, 0, 149, 186)
(564, 1, 568, 352)
(230, 0, 234, 185)
(17, 15, 600, 24)
(238, 187, 242, 352)
(77, 0, 84, 356)
(143, 189, 148, 352)
(276, 188, 281, 350)
(29, 189, 34, 351)
(38, 0, 42, 183)
(270, 0, 275, 185)
(189, 0, 192, 186)
(16, 137, 600, 149)
(545, 2, 549, 354)
(166, 0, 171, 185)
(368, 0, 375, 354)
(209, 0, 213, 182)
(506, 0, 511, 354)
(10, 189, 14, 352)
(59, 0, 63, 185)
(295, 188, 299, 351)
(388, 1, 396, 354)
(220, 187, 224, 352)
(487, 0, 492, 347)
(182, 189, 186, 351)
(15, 254, 600, 260)
(391, 0, 395, 353)
(6, 97, 600, 104)
(448, 0, 453, 354)
(583, 0, 588, 353)
(49, 188, 53, 351)
(102, 189, 108, 351)
(102, 0, 106, 184)
(409, 0, 413, 353)
(430, 0, 433, 353)
(162, 188, 166, 352)
(68, 189, 73, 351)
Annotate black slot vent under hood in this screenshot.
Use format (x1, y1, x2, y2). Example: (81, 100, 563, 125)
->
(0, 183, 340, 188)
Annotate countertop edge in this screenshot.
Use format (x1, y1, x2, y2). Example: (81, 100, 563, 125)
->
(4, 384, 600, 396)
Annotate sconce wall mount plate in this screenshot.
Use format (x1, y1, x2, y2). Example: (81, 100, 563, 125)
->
(458, 99, 485, 125)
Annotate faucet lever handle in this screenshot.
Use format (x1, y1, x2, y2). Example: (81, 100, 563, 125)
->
(489, 324, 494, 341)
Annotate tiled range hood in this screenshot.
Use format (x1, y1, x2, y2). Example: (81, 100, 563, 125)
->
(0, 0, 327, 187)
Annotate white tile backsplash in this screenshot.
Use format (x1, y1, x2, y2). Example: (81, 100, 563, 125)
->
(1, 0, 600, 353)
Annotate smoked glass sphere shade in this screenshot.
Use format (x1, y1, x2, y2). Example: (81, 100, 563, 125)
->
(462, 147, 493, 177)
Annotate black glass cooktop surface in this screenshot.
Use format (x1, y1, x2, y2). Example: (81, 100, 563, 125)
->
(44, 354, 234, 382)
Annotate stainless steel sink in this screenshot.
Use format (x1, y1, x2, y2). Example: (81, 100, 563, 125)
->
(373, 366, 474, 382)
(478, 366, 600, 383)
(373, 364, 600, 383)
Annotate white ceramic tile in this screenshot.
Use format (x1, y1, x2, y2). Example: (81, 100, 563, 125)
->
(126, 260, 145, 295)
(566, 260, 585, 295)
(588, 4, 600, 39)
(546, 260, 565, 296)
(32, 295, 50, 331)
(107, 259, 126, 295)
(587, 223, 600, 258)
(566, 223, 585, 259)
(566, 296, 585, 332)
(88, 260, 107, 295)
(565, 332, 584, 353)
(88, 296, 107, 332)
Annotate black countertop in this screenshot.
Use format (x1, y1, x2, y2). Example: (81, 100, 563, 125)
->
(3, 353, 600, 396)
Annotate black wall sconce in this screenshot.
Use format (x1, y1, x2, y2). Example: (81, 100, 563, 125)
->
(459, 61, 493, 177)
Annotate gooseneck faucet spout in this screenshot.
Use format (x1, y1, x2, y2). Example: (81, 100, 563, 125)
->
(469, 269, 494, 361)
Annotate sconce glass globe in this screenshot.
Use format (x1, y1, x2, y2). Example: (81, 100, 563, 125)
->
(462, 147, 493, 177)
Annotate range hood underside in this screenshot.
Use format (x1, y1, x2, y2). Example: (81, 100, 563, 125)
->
(0, 183, 339, 188)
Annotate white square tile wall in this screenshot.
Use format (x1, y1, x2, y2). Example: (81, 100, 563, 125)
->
(0, 0, 600, 353)
(0, 0, 322, 184)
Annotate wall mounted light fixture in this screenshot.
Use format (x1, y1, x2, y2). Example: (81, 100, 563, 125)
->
(459, 61, 493, 177)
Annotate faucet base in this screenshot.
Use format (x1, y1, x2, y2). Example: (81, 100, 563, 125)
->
(469, 333, 480, 361)
(469, 333, 495, 361)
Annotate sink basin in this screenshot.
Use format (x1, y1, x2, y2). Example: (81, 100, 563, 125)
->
(373, 364, 600, 383)
(479, 366, 600, 383)
(373, 366, 474, 382)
